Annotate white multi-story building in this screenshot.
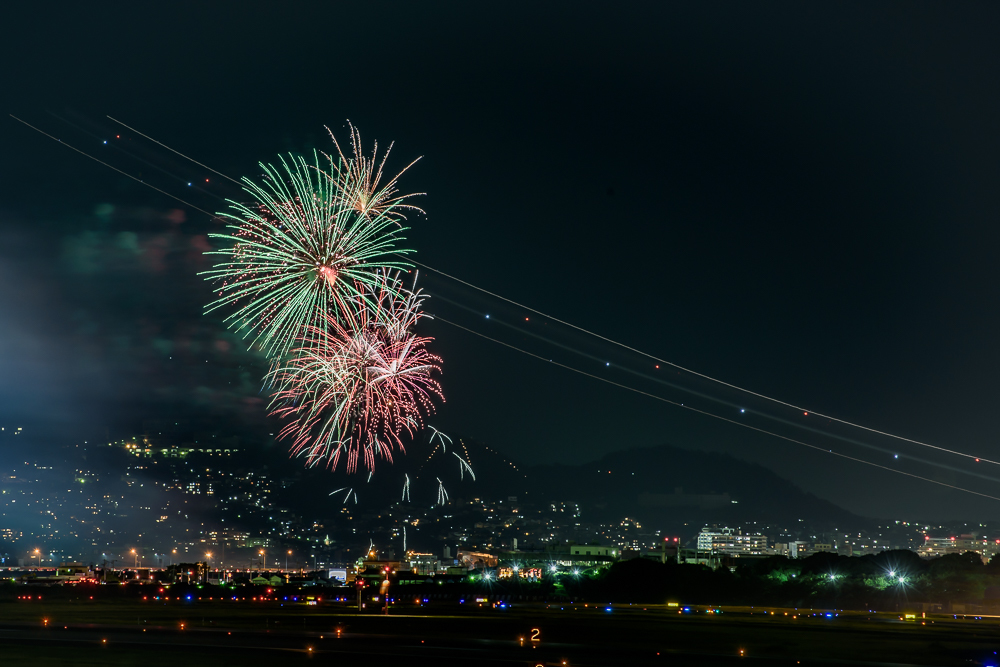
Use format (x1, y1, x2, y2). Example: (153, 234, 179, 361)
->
(697, 526, 768, 556)
(918, 535, 1000, 562)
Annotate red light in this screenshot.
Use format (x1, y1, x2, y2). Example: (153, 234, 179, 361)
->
(655, 365, 659, 369)
(525, 317, 529, 321)
(803, 412, 808, 416)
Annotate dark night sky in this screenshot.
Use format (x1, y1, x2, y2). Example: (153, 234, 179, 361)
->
(3, 2, 1000, 520)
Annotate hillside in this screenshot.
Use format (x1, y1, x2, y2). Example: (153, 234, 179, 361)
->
(523, 444, 867, 533)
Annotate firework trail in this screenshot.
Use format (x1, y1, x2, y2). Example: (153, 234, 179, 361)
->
(329, 487, 354, 504)
(202, 133, 419, 359)
(403, 525, 407, 553)
(269, 272, 443, 473)
(401, 474, 411, 502)
(453, 452, 476, 481)
(428, 426, 452, 452)
(436, 477, 449, 506)
(326, 122, 425, 225)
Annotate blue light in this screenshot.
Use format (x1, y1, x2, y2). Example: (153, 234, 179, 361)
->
(605, 607, 612, 612)
(894, 454, 899, 459)
(187, 182, 192, 186)
(740, 408, 745, 413)
(606, 362, 610, 366)
(485, 314, 490, 319)
(103, 140, 107, 144)
(186, 595, 192, 601)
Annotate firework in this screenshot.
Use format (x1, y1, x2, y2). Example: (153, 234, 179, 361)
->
(269, 272, 443, 473)
(436, 477, 449, 506)
(203, 136, 419, 358)
(454, 452, 476, 481)
(329, 487, 354, 504)
(401, 474, 411, 502)
(326, 122, 424, 225)
(428, 426, 452, 452)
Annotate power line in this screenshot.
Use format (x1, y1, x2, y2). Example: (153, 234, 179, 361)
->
(433, 315, 1000, 503)
(24, 113, 999, 473)
(411, 258, 999, 466)
(10, 115, 221, 221)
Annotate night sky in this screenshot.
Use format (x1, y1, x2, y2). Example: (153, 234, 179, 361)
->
(3, 2, 1000, 520)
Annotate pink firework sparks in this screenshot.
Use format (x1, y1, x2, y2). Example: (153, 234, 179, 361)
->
(268, 273, 443, 473)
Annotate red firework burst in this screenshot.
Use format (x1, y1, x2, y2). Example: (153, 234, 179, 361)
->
(268, 273, 443, 473)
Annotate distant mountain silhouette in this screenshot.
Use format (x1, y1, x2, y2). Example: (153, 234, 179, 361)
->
(523, 444, 868, 534)
(270, 438, 866, 541)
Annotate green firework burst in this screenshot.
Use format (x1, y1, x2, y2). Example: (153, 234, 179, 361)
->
(202, 149, 414, 358)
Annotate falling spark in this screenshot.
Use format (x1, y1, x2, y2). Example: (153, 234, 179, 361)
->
(453, 452, 476, 481)
(436, 477, 449, 506)
(428, 426, 452, 452)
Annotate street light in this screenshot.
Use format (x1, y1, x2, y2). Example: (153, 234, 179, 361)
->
(259, 550, 265, 571)
(131, 549, 138, 569)
(33, 549, 40, 569)
(286, 550, 292, 571)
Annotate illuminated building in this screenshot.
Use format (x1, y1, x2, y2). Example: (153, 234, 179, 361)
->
(697, 526, 768, 556)
(918, 534, 999, 561)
